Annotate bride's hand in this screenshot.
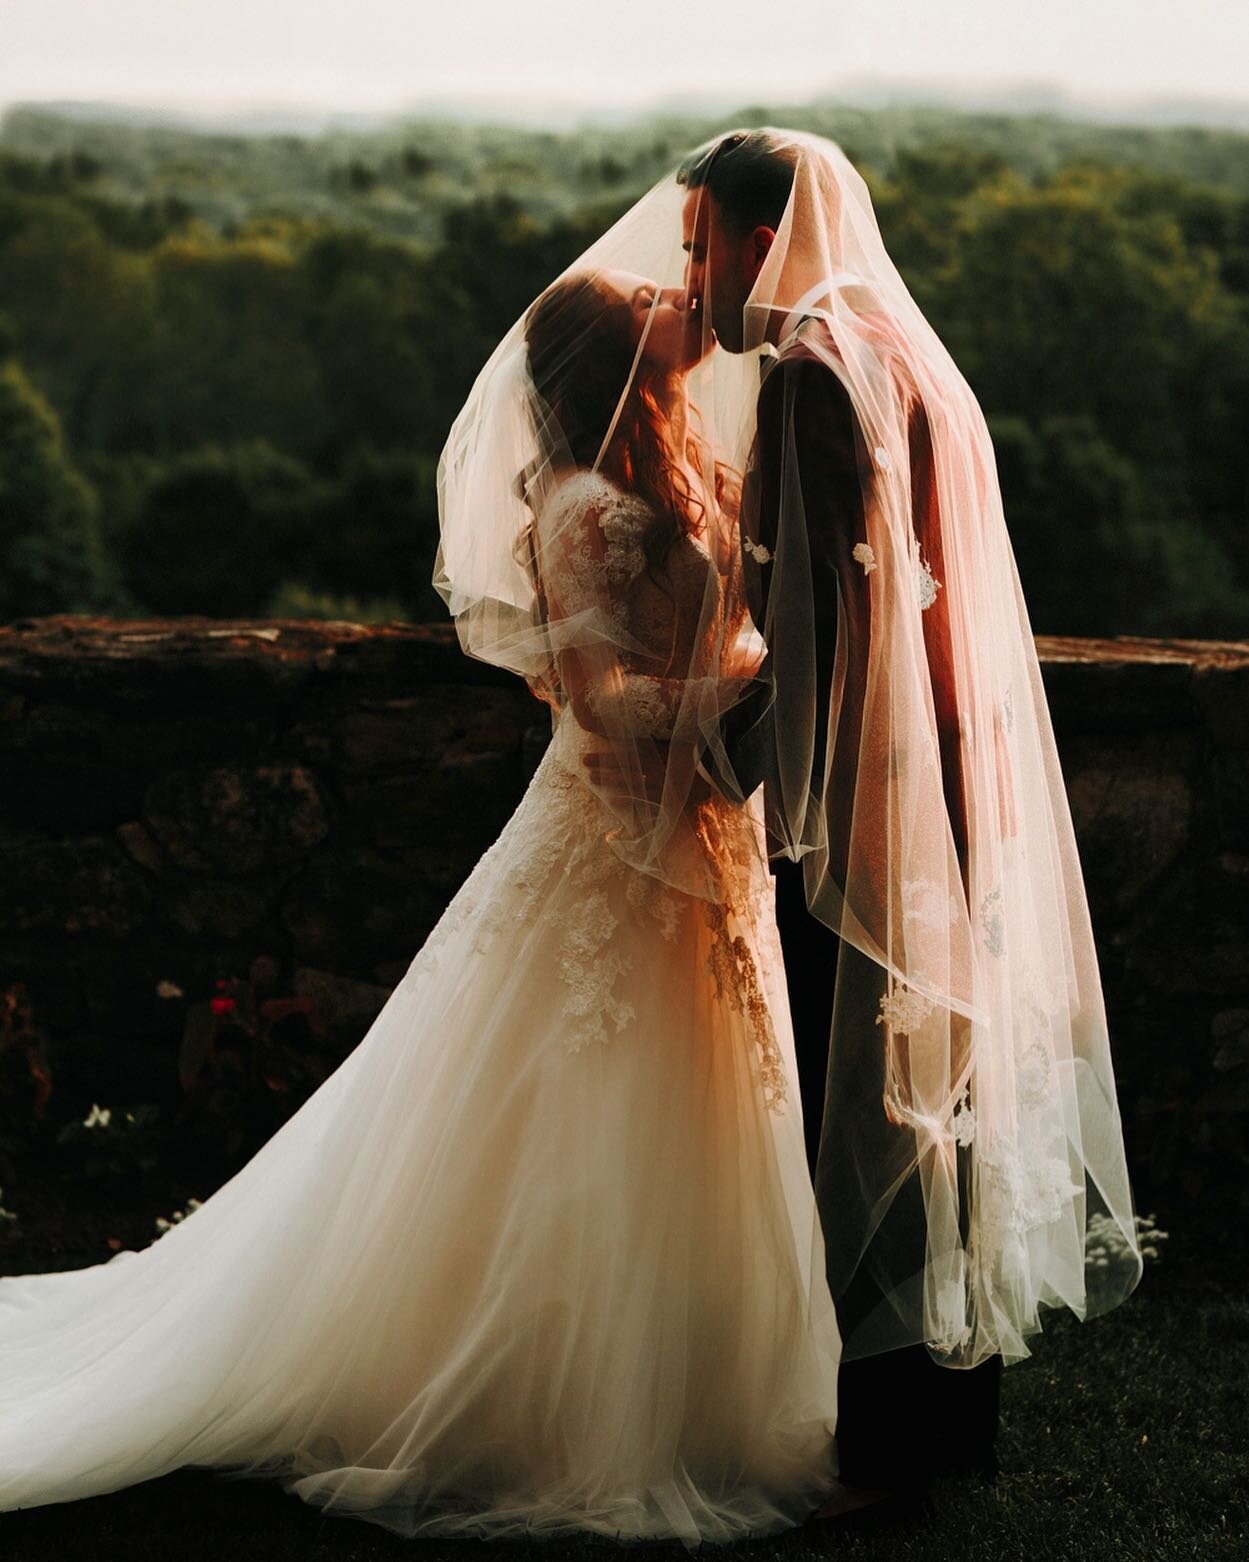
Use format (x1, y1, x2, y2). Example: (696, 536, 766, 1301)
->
(582, 745, 713, 809)
(721, 639, 766, 683)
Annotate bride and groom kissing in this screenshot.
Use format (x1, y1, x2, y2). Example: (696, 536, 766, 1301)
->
(518, 122, 1012, 1520)
(0, 127, 1141, 1548)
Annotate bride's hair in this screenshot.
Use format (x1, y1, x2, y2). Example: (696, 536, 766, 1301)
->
(517, 270, 741, 707)
(522, 271, 712, 574)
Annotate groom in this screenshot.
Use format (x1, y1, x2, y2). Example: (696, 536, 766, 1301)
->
(677, 129, 1003, 1512)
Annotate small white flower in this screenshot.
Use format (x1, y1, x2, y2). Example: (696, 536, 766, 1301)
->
(742, 537, 773, 564)
(1084, 1212, 1168, 1268)
(873, 445, 893, 472)
(876, 985, 934, 1034)
(916, 554, 942, 610)
(852, 541, 877, 575)
(156, 979, 184, 1000)
(83, 1103, 111, 1130)
(952, 1091, 977, 1146)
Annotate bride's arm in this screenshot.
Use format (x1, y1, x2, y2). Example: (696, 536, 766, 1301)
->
(537, 478, 706, 743)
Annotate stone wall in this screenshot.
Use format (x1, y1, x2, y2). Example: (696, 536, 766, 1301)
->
(0, 618, 544, 1107)
(1, 616, 1246, 1190)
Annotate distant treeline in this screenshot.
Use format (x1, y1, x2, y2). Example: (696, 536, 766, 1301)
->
(0, 105, 1246, 636)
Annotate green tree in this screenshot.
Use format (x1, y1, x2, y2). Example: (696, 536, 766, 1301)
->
(142, 224, 325, 460)
(931, 164, 1249, 629)
(0, 356, 118, 621)
(0, 193, 158, 452)
(303, 230, 452, 461)
(292, 446, 442, 620)
(115, 441, 315, 615)
(992, 414, 1249, 636)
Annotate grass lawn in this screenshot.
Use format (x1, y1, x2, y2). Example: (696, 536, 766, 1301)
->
(1, 1171, 1244, 1562)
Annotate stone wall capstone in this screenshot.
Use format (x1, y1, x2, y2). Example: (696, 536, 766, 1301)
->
(1, 615, 1246, 1193)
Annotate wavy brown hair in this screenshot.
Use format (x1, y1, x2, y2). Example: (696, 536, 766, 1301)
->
(522, 271, 725, 577)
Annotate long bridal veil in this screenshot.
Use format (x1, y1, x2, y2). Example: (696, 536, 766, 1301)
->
(439, 125, 1144, 1370)
(679, 127, 1143, 1366)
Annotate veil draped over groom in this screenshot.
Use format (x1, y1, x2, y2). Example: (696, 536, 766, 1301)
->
(437, 128, 1143, 1370)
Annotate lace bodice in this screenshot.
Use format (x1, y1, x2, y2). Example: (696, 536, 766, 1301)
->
(535, 469, 724, 738)
(435, 466, 785, 1114)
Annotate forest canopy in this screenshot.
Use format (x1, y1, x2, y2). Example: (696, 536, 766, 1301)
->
(0, 102, 1246, 636)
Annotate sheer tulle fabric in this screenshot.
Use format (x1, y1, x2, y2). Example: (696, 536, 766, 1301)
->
(693, 130, 1143, 1364)
(437, 128, 1142, 1370)
(1, 709, 839, 1543)
(436, 181, 763, 906)
(2, 152, 842, 1543)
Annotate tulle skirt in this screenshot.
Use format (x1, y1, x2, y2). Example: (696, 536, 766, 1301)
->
(0, 729, 840, 1547)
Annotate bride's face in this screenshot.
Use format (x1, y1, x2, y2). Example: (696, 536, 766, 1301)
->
(599, 269, 711, 374)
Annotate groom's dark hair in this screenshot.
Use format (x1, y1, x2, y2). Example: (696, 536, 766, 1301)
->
(677, 130, 797, 235)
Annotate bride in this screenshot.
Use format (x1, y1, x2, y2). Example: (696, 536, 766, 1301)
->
(0, 233, 843, 1540)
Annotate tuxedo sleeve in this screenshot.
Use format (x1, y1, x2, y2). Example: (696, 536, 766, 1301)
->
(703, 351, 869, 847)
(908, 392, 971, 887)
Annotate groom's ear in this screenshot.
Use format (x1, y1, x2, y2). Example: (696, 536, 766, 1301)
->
(748, 225, 776, 279)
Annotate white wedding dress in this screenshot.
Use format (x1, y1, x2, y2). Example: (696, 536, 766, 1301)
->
(0, 471, 841, 1548)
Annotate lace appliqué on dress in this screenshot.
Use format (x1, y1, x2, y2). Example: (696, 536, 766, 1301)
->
(553, 752, 688, 1055)
(558, 886, 635, 1052)
(585, 675, 679, 739)
(952, 1087, 976, 1147)
(876, 983, 934, 1034)
(903, 876, 962, 938)
(598, 506, 648, 589)
(694, 799, 787, 1114)
(396, 748, 577, 1000)
(852, 541, 877, 574)
(916, 552, 942, 610)
(979, 887, 1005, 959)
(978, 1134, 1081, 1239)
(974, 960, 1080, 1257)
(626, 871, 681, 942)
(706, 902, 787, 1113)
(542, 475, 651, 636)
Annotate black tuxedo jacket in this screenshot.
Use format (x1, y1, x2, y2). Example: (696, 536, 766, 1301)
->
(710, 328, 969, 903)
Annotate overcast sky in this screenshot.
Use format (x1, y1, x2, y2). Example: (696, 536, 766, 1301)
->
(3, 0, 1247, 115)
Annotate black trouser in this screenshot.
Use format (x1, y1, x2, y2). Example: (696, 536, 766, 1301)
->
(773, 856, 1002, 1490)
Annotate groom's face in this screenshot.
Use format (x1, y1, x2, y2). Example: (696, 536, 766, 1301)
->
(681, 187, 772, 355)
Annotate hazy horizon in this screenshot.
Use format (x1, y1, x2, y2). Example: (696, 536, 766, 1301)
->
(4, 0, 1248, 129)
